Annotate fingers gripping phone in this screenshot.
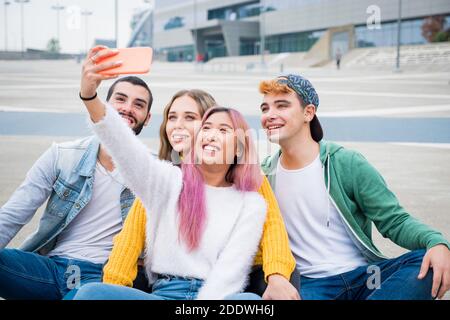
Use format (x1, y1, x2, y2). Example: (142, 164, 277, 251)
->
(97, 47, 153, 76)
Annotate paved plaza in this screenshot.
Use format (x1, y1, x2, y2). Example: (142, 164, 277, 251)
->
(0, 59, 449, 299)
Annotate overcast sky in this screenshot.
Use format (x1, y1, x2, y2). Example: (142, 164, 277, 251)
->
(1, 0, 153, 53)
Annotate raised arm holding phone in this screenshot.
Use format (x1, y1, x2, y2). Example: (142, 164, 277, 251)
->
(75, 46, 271, 300)
(0, 45, 153, 300)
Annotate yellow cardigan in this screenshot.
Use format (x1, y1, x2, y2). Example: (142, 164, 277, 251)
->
(103, 176, 296, 286)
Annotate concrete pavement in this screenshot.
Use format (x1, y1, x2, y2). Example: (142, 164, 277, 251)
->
(0, 60, 449, 299)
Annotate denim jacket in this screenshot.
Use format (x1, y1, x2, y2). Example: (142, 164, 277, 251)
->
(0, 136, 135, 254)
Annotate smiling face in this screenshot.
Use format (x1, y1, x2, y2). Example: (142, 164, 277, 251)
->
(165, 95, 203, 155)
(108, 81, 151, 135)
(194, 111, 237, 166)
(260, 91, 308, 144)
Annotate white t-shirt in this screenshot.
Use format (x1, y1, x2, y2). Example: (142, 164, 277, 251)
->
(275, 155, 367, 278)
(48, 162, 124, 264)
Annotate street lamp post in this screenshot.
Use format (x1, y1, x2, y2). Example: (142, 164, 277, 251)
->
(81, 9, 93, 54)
(15, 0, 30, 55)
(395, 0, 402, 71)
(4, 0, 11, 51)
(115, 0, 118, 47)
(260, 0, 266, 68)
(193, 0, 198, 63)
(51, 2, 65, 51)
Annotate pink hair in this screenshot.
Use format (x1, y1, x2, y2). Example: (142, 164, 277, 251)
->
(177, 107, 263, 251)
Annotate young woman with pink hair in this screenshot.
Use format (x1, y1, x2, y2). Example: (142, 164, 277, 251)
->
(100, 88, 298, 300)
(73, 47, 269, 300)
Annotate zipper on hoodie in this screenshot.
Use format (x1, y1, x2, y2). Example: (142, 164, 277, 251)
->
(328, 195, 386, 261)
(323, 155, 386, 261)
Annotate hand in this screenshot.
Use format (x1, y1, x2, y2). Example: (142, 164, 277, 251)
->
(418, 244, 450, 299)
(80, 46, 122, 98)
(262, 274, 300, 300)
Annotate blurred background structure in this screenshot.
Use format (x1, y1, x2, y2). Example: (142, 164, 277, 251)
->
(0, 0, 449, 71)
(147, 0, 450, 69)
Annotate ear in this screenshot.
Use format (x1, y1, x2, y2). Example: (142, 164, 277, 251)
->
(304, 104, 316, 122)
(144, 112, 152, 126)
(236, 147, 243, 159)
(235, 140, 245, 161)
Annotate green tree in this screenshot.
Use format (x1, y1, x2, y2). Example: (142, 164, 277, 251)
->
(421, 15, 446, 43)
(47, 38, 61, 53)
(433, 30, 450, 42)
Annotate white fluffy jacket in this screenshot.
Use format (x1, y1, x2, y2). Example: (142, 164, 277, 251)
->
(91, 104, 267, 300)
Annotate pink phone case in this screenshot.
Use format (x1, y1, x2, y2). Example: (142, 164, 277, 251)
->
(98, 47, 153, 75)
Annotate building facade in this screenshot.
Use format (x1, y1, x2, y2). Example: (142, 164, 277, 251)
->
(150, 0, 450, 61)
(128, 7, 154, 48)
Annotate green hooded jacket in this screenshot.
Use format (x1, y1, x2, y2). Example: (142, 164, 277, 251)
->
(261, 140, 450, 262)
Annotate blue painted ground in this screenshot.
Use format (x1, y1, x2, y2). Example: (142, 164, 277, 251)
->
(1, 111, 450, 143)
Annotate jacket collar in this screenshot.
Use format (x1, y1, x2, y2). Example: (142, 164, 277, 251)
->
(73, 136, 101, 177)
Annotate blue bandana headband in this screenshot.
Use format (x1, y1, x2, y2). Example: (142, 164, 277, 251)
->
(277, 74, 319, 108)
(275, 74, 323, 142)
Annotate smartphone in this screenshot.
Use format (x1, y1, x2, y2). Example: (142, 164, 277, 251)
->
(97, 47, 153, 76)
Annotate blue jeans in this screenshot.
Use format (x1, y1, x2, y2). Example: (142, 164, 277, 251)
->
(299, 249, 433, 300)
(0, 249, 103, 300)
(73, 275, 262, 300)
